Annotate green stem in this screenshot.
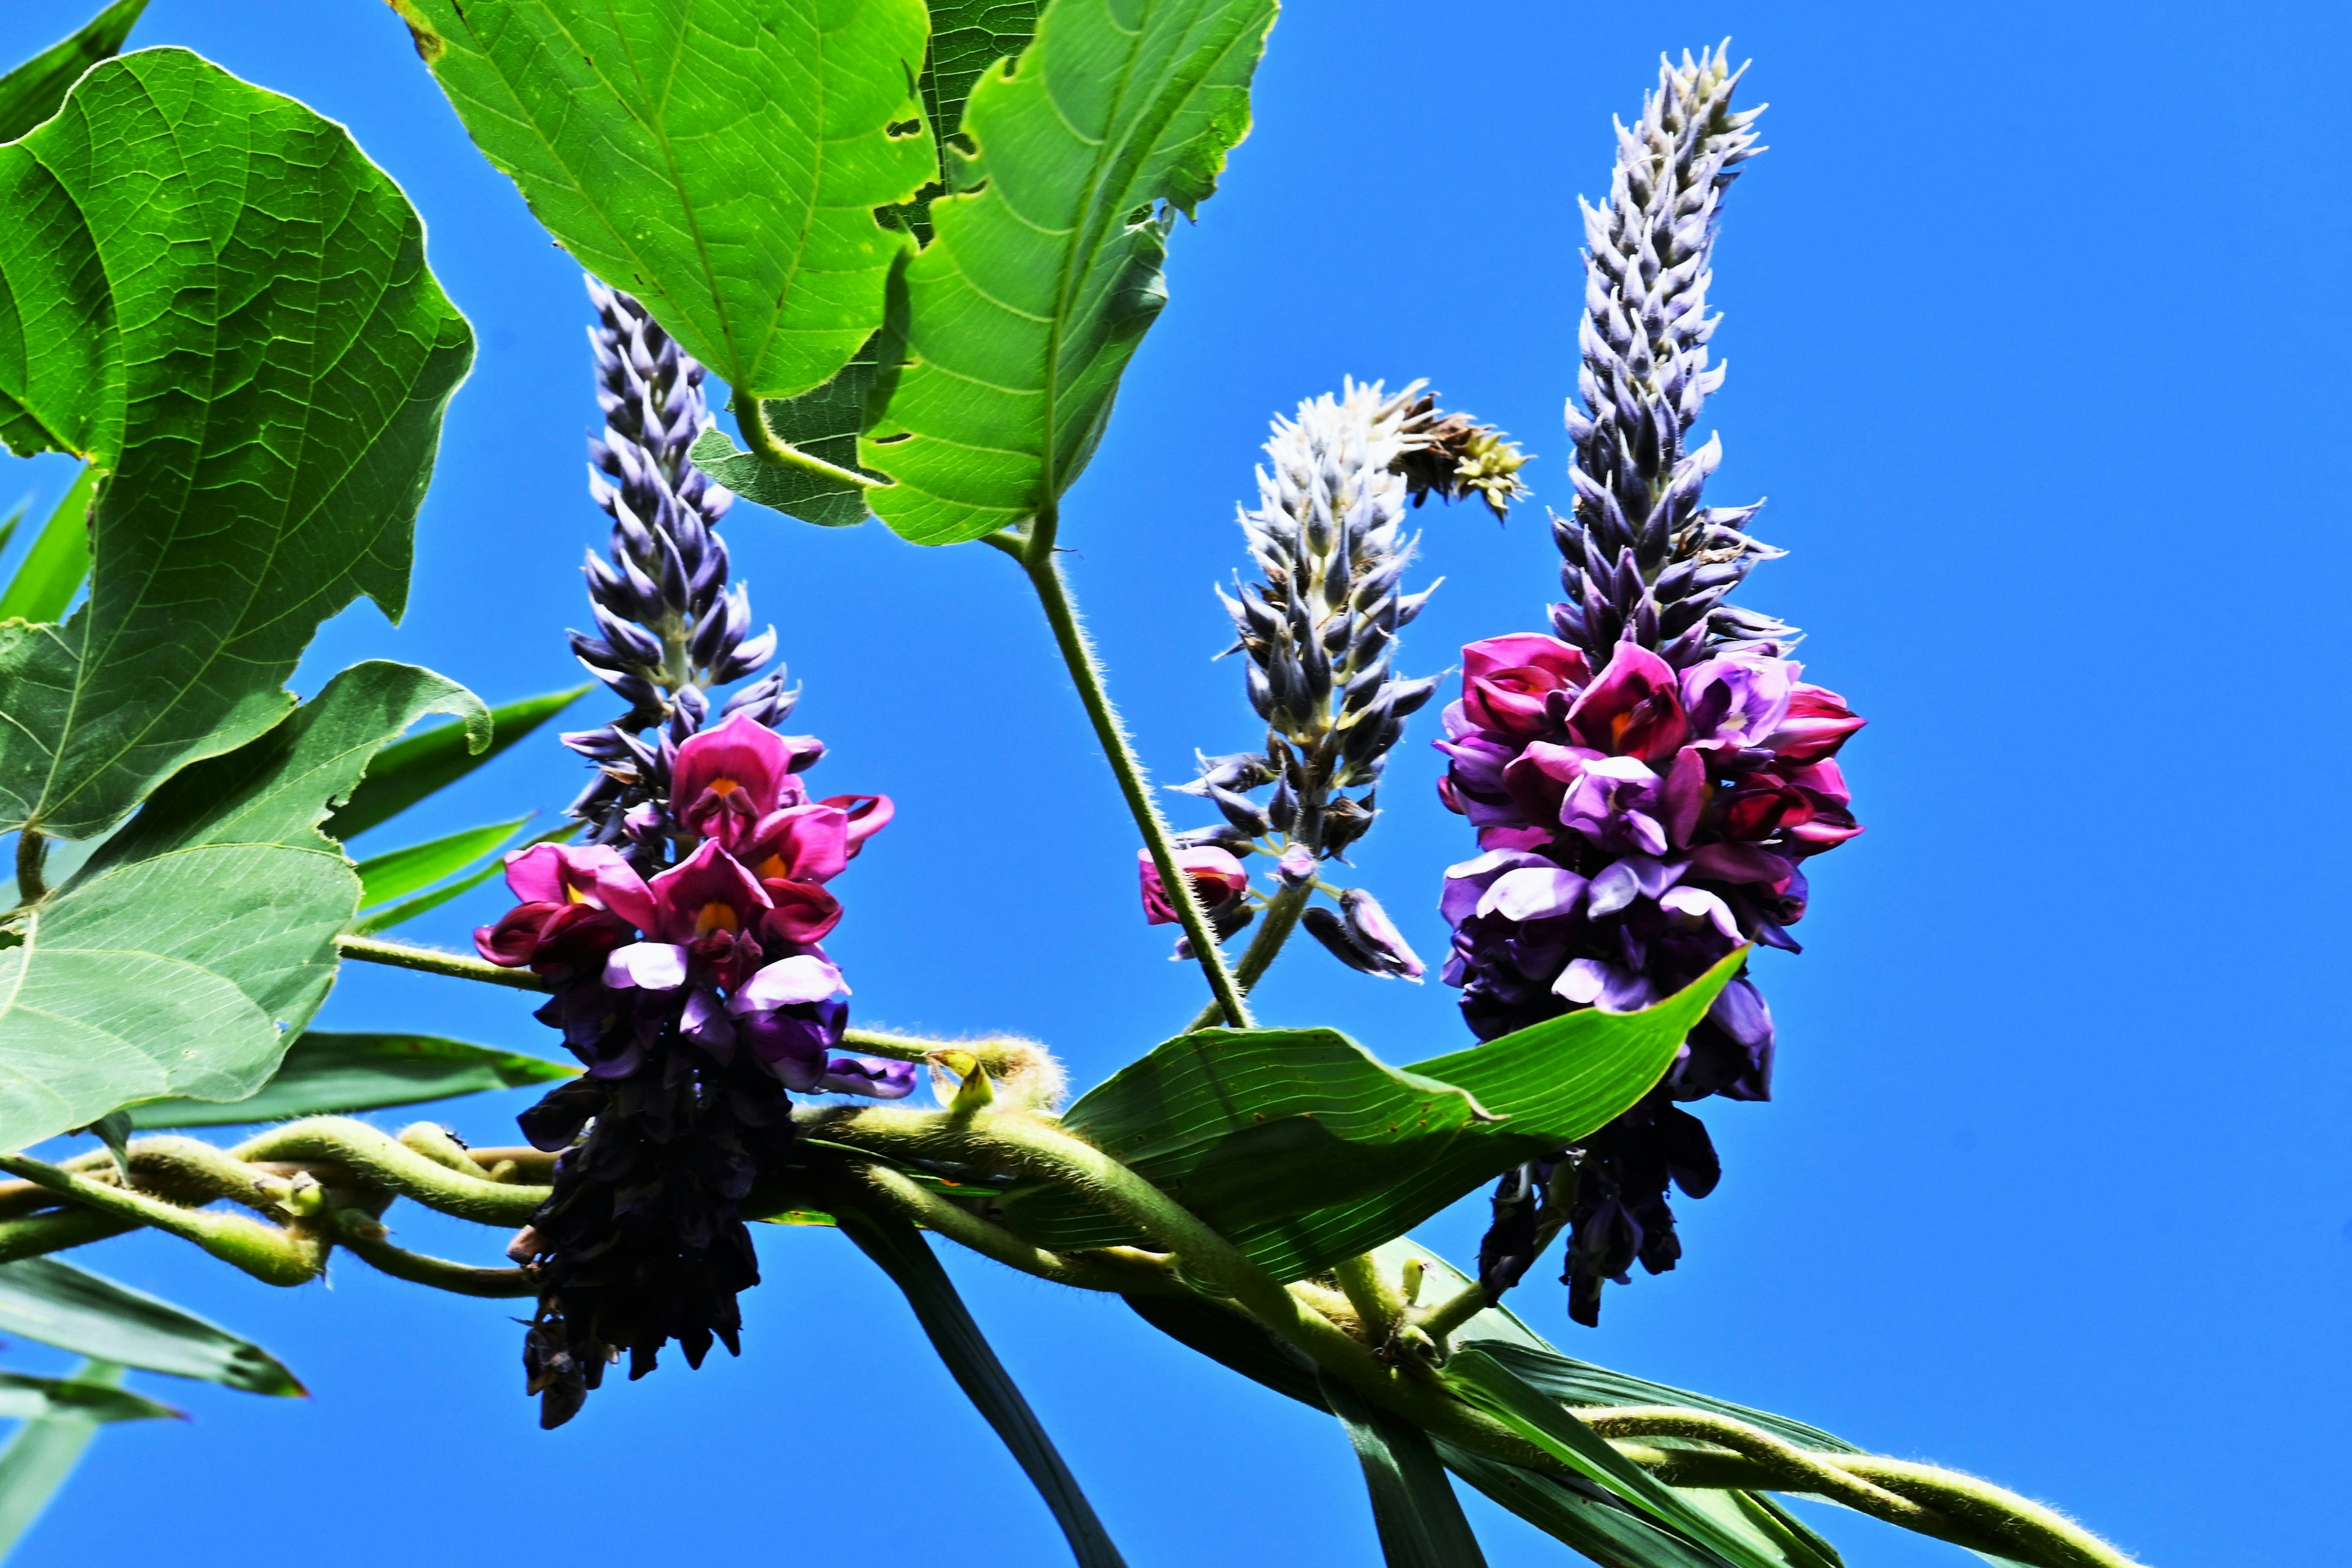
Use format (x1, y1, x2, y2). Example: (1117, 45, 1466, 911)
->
(1186, 880, 1311, 1031)
(230, 1120, 547, 1226)
(335, 933, 551, 992)
(841, 1027, 1045, 1078)
(1415, 1279, 1491, 1341)
(1331, 1252, 1401, 1343)
(12, 828, 43, 905)
(731, 391, 885, 490)
(814, 1104, 1544, 1469)
(0, 1208, 133, 1264)
(331, 1213, 535, 1298)
(1019, 551, 1251, 1028)
(0, 1155, 327, 1287)
(838, 1161, 1183, 1298)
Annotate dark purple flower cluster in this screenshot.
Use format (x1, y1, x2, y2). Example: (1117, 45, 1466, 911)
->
(1442, 48, 1865, 1325)
(484, 280, 903, 1427)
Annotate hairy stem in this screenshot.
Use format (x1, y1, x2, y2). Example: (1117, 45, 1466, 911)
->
(1020, 551, 1251, 1028)
(231, 1121, 547, 1226)
(842, 1027, 1049, 1080)
(0, 1207, 134, 1263)
(836, 1161, 1183, 1298)
(814, 1104, 1546, 1469)
(731, 391, 884, 489)
(334, 933, 551, 992)
(1332, 1253, 1402, 1343)
(331, 1213, 535, 1298)
(0, 1154, 328, 1287)
(1186, 880, 1311, 1031)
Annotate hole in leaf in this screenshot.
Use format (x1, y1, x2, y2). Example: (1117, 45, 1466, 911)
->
(870, 432, 913, 447)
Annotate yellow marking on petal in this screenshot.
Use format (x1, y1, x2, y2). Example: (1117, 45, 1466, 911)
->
(755, 854, 788, 880)
(710, 778, 742, 797)
(695, 902, 740, 936)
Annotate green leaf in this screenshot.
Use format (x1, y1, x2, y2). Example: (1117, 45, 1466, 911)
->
(859, 0, 1278, 545)
(1446, 1346, 1796, 1568)
(0, 465, 93, 625)
(127, 1030, 576, 1129)
(0, 1259, 301, 1393)
(393, 0, 935, 404)
(355, 816, 529, 909)
(1000, 951, 1743, 1281)
(691, 336, 888, 529)
(350, 821, 577, 934)
(324, 685, 587, 842)
(0, 1371, 176, 1426)
(0, 48, 474, 842)
(0, 0, 148, 145)
(835, 1202, 1128, 1568)
(0, 661, 484, 1152)
(1318, 1370, 1490, 1568)
(920, 0, 1044, 146)
(1436, 1443, 1738, 1568)
(0, 1360, 119, 1559)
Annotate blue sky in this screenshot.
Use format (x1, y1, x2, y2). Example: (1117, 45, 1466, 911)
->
(2, 2, 2345, 1564)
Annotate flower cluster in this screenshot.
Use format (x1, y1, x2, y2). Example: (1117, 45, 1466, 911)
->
(481, 279, 899, 1428)
(562, 278, 792, 858)
(1153, 381, 1520, 979)
(1441, 48, 1865, 1326)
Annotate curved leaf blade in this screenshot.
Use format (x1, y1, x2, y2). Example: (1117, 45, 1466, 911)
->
(0, 1371, 176, 1425)
(0, 662, 483, 1152)
(393, 0, 935, 401)
(126, 1030, 576, 1129)
(324, 685, 586, 842)
(1318, 1371, 1490, 1567)
(836, 1203, 1128, 1567)
(0, 48, 475, 841)
(355, 816, 529, 908)
(0, 0, 148, 145)
(0, 1360, 118, 1559)
(1003, 951, 1742, 1281)
(860, 0, 1278, 544)
(0, 1260, 300, 1394)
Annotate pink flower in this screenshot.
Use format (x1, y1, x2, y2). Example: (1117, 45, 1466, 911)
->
(1565, 643, 1689, 764)
(1765, 683, 1865, 763)
(669, 713, 823, 848)
(1459, 633, 1592, 737)
(1138, 846, 1250, 925)
(821, 793, 894, 858)
(500, 843, 657, 932)
(741, 803, 851, 885)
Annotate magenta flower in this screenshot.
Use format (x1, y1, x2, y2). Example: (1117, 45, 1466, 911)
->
(1461, 633, 1593, 738)
(500, 842, 658, 931)
(669, 712, 824, 848)
(1138, 846, 1250, 925)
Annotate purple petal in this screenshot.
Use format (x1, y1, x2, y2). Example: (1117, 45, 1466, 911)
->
(1479, 867, 1588, 923)
(729, 954, 846, 1012)
(815, 1056, 918, 1099)
(603, 941, 688, 990)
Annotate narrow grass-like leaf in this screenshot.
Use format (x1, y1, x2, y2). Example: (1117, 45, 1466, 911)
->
(0, 0, 148, 143)
(0, 1360, 118, 1559)
(0, 662, 484, 1152)
(325, 686, 586, 842)
(355, 816, 529, 908)
(836, 1203, 1128, 1567)
(1001, 951, 1741, 1281)
(1318, 1371, 1489, 1567)
(393, 0, 935, 403)
(1437, 1442, 1737, 1568)
(0, 466, 93, 625)
(0, 49, 474, 841)
(350, 821, 576, 933)
(859, 0, 1278, 544)
(127, 1031, 576, 1129)
(0, 1260, 300, 1394)
(1447, 1347, 1792, 1568)
(0, 1372, 175, 1425)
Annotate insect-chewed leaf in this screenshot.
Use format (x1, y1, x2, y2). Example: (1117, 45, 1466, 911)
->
(127, 1030, 576, 1129)
(0, 1259, 301, 1395)
(393, 0, 934, 404)
(0, 662, 485, 1153)
(859, 0, 1279, 544)
(0, 0, 148, 144)
(1001, 951, 1742, 1281)
(0, 48, 473, 842)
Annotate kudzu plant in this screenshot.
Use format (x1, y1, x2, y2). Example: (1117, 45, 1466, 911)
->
(0, 4, 2143, 1566)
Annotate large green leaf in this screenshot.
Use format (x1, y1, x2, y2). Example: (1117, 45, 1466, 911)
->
(1319, 1370, 1489, 1567)
(0, 0, 148, 144)
(858, 0, 1278, 544)
(393, 0, 935, 404)
(0, 1360, 119, 1559)
(127, 1030, 576, 1129)
(1000, 951, 1741, 1281)
(0, 662, 485, 1152)
(323, 685, 586, 842)
(0, 48, 473, 842)
(835, 1202, 1128, 1567)
(0, 1259, 301, 1393)
(0, 466, 93, 625)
